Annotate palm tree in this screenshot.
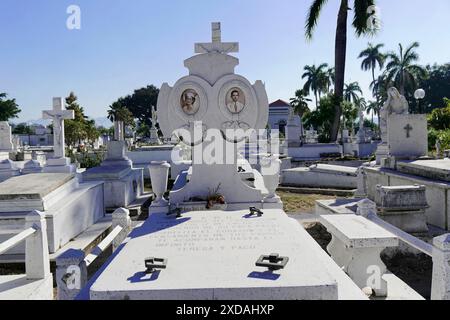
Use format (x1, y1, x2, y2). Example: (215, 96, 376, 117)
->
(344, 82, 363, 104)
(306, 0, 378, 142)
(324, 67, 335, 93)
(358, 43, 385, 84)
(107, 102, 134, 126)
(290, 89, 312, 118)
(365, 100, 379, 126)
(302, 63, 328, 108)
(385, 42, 427, 96)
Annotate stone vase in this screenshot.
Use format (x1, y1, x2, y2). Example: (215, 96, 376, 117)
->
(261, 155, 281, 203)
(149, 161, 171, 206)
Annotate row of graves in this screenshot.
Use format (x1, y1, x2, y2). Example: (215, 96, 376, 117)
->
(0, 23, 449, 300)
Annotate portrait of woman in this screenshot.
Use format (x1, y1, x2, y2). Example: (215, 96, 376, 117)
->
(180, 89, 200, 115)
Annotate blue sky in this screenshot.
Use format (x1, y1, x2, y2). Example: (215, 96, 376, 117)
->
(1, 0, 449, 123)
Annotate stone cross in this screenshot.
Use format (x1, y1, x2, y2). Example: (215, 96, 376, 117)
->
(194, 22, 239, 54)
(404, 123, 413, 138)
(114, 120, 125, 141)
(42, 98, 75, 158)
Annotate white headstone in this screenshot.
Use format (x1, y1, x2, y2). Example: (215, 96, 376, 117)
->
(0, 122, 13, 151)
(157, 22, 270, 209)
(387, 114, 428, 158)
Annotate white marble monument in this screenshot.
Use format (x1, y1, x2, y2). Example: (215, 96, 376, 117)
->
(42, 97, 76, 173)
(157, 22, 273, 211)
(0, 122, 13, 152)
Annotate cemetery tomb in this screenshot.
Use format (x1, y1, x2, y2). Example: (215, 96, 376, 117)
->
(0, 173, 105, 255)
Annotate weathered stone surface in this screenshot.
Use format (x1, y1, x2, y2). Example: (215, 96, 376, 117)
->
(397, 159, 450, 183)
(89, 209, 368, 300)
(281, 164, 357, 189)
(375, 185, 428, 212)
(320, 214, 398, 297)
(0, 173, 74, 201)
(387, 114, 428, 158)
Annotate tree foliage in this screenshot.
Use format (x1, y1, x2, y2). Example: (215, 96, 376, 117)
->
(107, 101, 135, 126)
(289, 89, 311, 118)
(305, 0, 378, 142)
(428, 98, 450, 131)
(418, 64, 450, 113)
(0, 93, 21, 122)
(385, 42, 427, 98)
(302, 94, 338, 142)
(12, 123, 33, 134)
(64, 92, 100, 148)
(109, 85, 160, 136)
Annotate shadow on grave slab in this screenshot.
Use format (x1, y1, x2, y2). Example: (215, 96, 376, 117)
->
(128, 214, 191, 239)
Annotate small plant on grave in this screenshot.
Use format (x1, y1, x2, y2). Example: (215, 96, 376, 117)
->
(206, 183, 225, 209)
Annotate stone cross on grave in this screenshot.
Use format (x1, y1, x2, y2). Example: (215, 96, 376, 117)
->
(194, 22, 239, 54)
(42, 97, 75, 158)
(404, 123, 413, 138)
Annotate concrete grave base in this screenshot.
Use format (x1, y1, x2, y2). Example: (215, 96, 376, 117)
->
(88, 209, 368, 300)
(0, 173, 105, 254)
(281, 164, 358, 189)
(0, 274, 53, 300)
(82, 166, 144, 209)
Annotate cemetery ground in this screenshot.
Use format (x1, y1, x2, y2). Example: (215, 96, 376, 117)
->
(280, 191, 433, 299)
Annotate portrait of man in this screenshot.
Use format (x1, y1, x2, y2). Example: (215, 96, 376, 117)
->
(226, 88, 245, 114)
(180, 89, 200, 115)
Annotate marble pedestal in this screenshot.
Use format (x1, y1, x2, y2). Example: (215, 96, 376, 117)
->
(82, 166, 144, 210)
(43, 157, 76, 174)
(88, 209, 367, 300)
(83, 140, 145, 210)
(0, 173, 105, 255)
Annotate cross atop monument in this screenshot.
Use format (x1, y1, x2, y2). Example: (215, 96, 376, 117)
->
(194, 22, 239, 54)
(42, 97, 75, 158)
(404, 123, 413, 138)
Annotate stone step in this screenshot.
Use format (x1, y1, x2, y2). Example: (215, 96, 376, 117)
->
(0, 216, 112, 263)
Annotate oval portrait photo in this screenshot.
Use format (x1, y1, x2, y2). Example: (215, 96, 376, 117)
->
(180, 89, 200, 115)
(225, 87, 246, 114)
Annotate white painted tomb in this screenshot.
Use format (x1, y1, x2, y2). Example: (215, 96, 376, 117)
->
(82, 138, 146, 211)
(365, 161, 450, 230)
(320, 213, 399, 296)
(89, 209, 367, 300)
(0, 159, 21, 182)
(42, 97, 76, 174)
(287, 143, 343, 161)
(281, 164, 357, 189)
(0, 173, 105, 256)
